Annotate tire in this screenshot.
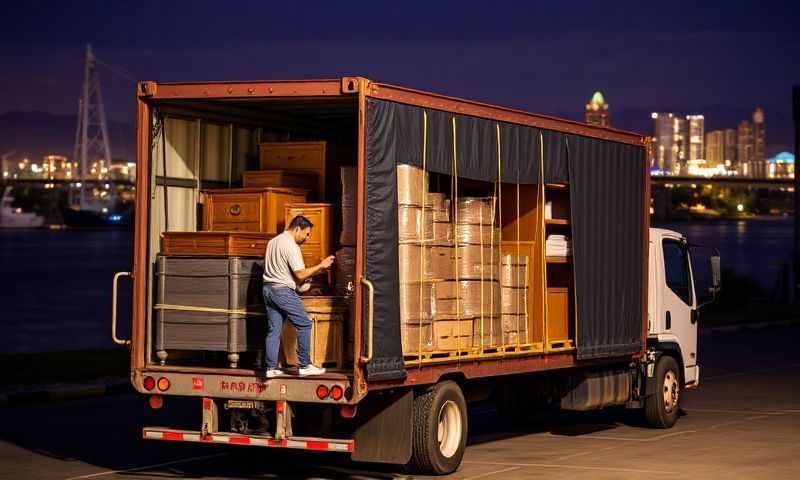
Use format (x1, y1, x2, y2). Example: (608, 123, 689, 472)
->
(644, 355, 681, 428)
(410, 380, 468, 475)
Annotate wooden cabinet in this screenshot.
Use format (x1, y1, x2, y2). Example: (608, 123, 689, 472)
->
(201, 187, 307, 234)
(280, 296, 346, 369)
(259, 142, 326, 197)
(161, 231, 275, 257)
(284, 203, 333, 269)
(242, 169, 319, 193)
(546, 287, 574, 350)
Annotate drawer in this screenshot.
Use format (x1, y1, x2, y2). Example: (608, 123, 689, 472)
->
(285, 203, 332, 245)
(208, 222, 261, 232)
(298, 243, 324, 266)
(208, 193, 262, 224)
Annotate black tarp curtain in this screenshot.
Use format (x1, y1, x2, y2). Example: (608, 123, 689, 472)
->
(364, 98, 645, 381)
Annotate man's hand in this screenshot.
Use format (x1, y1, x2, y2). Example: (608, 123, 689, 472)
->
(319, 255, 335, 270)
(295, 255, 336, 281)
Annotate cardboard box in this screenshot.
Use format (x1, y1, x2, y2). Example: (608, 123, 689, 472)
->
(399, 243, 433, 282)
(398, 205, 435, 242)
(427, 193, 451, 222)
(500, 255, 529, 287)
(502, 314, 528, 334)
(397, 164, 428, 206)
(435, 280, 501, 317)
(455, 197, 496, 225)
(454, 225, 501, 245)
(401, 322, 434, 354)
(433, 222, 453, 243)
(502, 287, 528, 314)
(433, 317, 475, 351)
(430, 246, 456, 280)
(399, 282, 436, 322)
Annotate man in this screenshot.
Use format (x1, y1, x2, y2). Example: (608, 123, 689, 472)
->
(262, 215, 335, 377)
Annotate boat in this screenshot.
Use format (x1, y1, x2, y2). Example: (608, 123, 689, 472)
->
(0, 186, 45, 228)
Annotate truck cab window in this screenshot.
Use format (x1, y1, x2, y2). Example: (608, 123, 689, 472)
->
(663, 239, 693, 306)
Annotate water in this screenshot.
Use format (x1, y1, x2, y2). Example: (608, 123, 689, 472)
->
(0, 228, 132, 354)
(655, 218, 793, 296)
(0, 220, 793, 353)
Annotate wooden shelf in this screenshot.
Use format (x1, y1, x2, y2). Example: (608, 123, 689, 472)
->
(546, 256, 573, 264)
(545, 218, 570, 226)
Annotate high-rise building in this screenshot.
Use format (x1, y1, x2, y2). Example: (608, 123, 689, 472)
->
(687, 115, 705, 164)
(651, 112, 688, 175)
(736, 108, 767, 178)
(585, 91, 610, 127)
(752, 107, 766, 178)
(705, 130, 724, 168)
(738, 120, 754, 177)
(724, 128, 737, 171)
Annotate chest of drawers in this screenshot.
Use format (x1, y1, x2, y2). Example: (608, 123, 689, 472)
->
(201, 187, 308, 233)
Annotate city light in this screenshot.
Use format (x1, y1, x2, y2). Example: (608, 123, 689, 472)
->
(737, 204, 745, 212)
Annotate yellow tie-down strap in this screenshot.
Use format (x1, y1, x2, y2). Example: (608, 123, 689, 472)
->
(154, 303, 266, 317)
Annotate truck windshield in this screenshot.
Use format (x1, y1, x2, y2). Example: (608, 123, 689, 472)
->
(663, 239, 693, 306)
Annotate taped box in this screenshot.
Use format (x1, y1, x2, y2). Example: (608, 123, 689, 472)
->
(398, 205, 435, 242)
(455, 197, 496, 225)
(454, 225, 501, 245)
(427, 192, 451, 222)
(402, 322, 434, 354)
(500, 254, 529, 287)
(399, 282, 436, 322)
(433, 222, 453, 244)
(397, 164, 428, 206)
(435, 280, 501, 317)
(501, 287, 528, 315)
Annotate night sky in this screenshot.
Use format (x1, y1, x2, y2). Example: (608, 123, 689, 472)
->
(2, 1, 799, 153)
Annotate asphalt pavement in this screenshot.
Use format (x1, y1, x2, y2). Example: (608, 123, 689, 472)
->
(1, 324, 799, 479)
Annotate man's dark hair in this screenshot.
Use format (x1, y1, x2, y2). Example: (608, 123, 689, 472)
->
(288, 215, 313, 230)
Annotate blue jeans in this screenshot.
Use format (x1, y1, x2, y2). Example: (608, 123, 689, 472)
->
(262, 284, 311, 369)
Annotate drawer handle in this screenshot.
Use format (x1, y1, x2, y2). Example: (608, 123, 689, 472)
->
(229, 204, 241, 216)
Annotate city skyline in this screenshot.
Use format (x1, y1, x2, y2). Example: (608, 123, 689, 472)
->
(1, 1, 798, 155)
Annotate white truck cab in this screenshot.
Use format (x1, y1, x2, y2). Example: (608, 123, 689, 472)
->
(648, 228, 719, 391)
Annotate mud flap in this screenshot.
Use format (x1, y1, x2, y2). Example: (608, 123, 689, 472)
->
(352, 389, 413, 464)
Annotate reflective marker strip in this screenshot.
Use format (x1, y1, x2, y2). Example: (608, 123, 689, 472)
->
(143, 428, 353, 453)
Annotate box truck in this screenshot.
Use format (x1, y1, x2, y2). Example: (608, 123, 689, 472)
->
(111, 77, 719, 475)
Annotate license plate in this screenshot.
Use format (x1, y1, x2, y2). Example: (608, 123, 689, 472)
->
(225, 400, 263, 410)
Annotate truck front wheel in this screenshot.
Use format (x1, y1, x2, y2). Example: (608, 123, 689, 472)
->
(410, 380, 468, 475)
(644, 355, 681, 428)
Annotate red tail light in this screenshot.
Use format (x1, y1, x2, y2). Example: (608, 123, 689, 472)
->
(316, 384, 330, 399)
(148, 395, 163, 409)
(143, 376, 155, 391)
(339, 405, 357, 419)
(330, 385, 344, 401)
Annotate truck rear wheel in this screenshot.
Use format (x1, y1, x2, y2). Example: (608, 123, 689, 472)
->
(410, 380, 468, 475)
(644, 355, 680, 428)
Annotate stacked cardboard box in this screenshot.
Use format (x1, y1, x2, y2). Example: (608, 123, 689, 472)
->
(428, 192, 452, 244)
(500, 254, 529, 345)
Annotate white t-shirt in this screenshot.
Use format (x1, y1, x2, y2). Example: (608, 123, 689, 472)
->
(262, 231, 306, 289)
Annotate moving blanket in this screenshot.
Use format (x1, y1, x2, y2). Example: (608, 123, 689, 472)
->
(363, 98, 645, 380)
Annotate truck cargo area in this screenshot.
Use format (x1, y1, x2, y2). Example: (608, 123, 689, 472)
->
(144, 93, 359, 379)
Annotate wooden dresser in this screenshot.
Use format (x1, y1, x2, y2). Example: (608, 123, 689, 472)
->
(242, 169, 318, 193)
(284, 203, 333, 271)
(259, 142, 326, 197)
(201, 187, 307, 233)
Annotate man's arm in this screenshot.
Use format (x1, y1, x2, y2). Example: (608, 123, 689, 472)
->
(294, 255, 335, 282)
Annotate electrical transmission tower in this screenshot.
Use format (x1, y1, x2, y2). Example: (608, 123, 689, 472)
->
(73, 44, 112, 206)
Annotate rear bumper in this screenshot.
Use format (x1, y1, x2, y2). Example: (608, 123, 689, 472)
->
(134, 368, 355, 404)
(143, 427, 354, 453)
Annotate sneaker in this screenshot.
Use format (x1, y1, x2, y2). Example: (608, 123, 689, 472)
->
(298, 364, 326, 376)
(266, 368, 285, 378)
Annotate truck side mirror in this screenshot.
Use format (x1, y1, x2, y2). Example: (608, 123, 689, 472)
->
(709, 255, 721, 295)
